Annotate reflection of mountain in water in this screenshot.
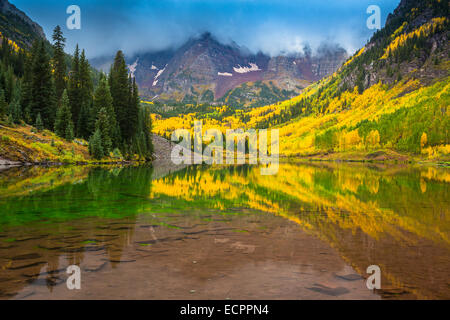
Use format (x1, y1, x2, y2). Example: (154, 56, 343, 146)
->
(0, 163, 449, 299)
(150, 163, 450, 299)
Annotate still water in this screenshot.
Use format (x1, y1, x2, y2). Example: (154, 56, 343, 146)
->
(0, 163, 449, 299)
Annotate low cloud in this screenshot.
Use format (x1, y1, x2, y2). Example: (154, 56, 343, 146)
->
(11, 0, 400, 58)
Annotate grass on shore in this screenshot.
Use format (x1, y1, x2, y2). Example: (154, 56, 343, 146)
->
(0, 123, 123, 164)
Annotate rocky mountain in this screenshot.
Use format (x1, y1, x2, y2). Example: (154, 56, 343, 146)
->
(0, 0, 46, 48)
(337, 0, 449, 93)
(152, 0, 449, 161)
(92, 32, 348, 107)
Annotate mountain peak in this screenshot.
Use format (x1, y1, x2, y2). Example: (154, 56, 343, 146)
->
(112, 32, 348, 106)
(199, 32, 213, 40)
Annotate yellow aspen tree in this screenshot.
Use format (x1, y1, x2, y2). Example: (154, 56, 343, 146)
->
(420, 132, 428, 149)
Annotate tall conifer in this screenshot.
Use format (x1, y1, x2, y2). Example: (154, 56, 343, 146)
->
(52, 25, 66, 102)
(109, 50, 133, 143)
(30, 41, 55, 128)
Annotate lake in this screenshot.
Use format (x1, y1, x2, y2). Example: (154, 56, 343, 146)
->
(0, 162, 449, 299)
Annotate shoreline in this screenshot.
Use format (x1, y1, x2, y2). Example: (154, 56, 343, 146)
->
(280, 149, 450, 167)
(1, 156, 448, 171)
(0, 157, 149, 169)
(1, 134, 449, 170)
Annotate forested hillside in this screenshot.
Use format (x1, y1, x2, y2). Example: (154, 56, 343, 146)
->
(0, 25, 153, 163)
(153, 0, 449, 162)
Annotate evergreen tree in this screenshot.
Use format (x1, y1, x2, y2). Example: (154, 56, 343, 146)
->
(54, 90, 74, 140)
(1, 37, 10, 65)
(65, 122, 74, 141)
(130, 76, 140, 129)
(95, 107, 112, 155)
(109, 50, 136, 144)
(20, 44, 36, 124)
(68, 45, 81, 131)
(35, 113, 43, 132)
(52, 25, 67, 102)
(30, 41, 56, 128)
(77, 49, 94, 137)
(77, 101, 92, 139)
(3, 65, 14, 103)
(79, 50, 93, 103)
(0, 89, 7, 118)
(8, 99, 21, 124)
(89, 128, 104, 160)
(93, 76, 119, 145)
(134, 106, 154, 160)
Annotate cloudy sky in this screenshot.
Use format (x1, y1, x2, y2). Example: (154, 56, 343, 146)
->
(11, 0, 400, 58)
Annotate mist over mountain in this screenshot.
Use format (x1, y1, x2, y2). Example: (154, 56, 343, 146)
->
(91, 32, 348, 106)
(10, 0, 401, 59)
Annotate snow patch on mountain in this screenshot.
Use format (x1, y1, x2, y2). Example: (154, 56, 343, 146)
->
(153, 65, 167, 86)
(128, 58, 139, 78)
(233, 63, 260, 74)
(218, 72, 233, 77)
(155, 68, 165, 79)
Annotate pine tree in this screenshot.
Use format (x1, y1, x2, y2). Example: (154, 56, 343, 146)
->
(0, 89, 7, 118)
(130, 76, 140, 130)
(68, 45, 81, 131)
(20, 44, 35, 124)
(35, 113, 43, 132)
(1, 37, 10, 65)
(3, 65, 14, 103)
(76, 49, 94, 137)
(89, 128, 104, 160)
(79, 50, 93, 103)
(109, 50, 135, 143)
(52, 25, 67, 102)
(95, 107, 112, 155)
(134, 106, 154, 160)
(77, 101, 91, 140)
(30, 41, 56, 128)
(93, 76, 119, 145)
(65, 122, 74, 141)
(54, 90, 74, 140)
(9, 99, 21, 124)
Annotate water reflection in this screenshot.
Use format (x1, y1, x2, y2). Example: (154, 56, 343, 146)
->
(0, 163, 448, 299)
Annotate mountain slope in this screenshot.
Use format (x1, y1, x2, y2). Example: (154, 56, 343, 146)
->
(269, 0, 450, 159)
(0, 0, 46, 48)
(152, 0, 450, 161)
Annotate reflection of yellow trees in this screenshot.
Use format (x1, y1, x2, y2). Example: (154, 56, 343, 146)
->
(421, 167, 450, 184)
(150, 170, 280, 213)
(149, 163, 450, 247)
(151, 174, 235, 202)
(0, 166, 90, 198)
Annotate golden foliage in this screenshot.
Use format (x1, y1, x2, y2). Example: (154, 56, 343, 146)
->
(381, 17, 447, 59)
